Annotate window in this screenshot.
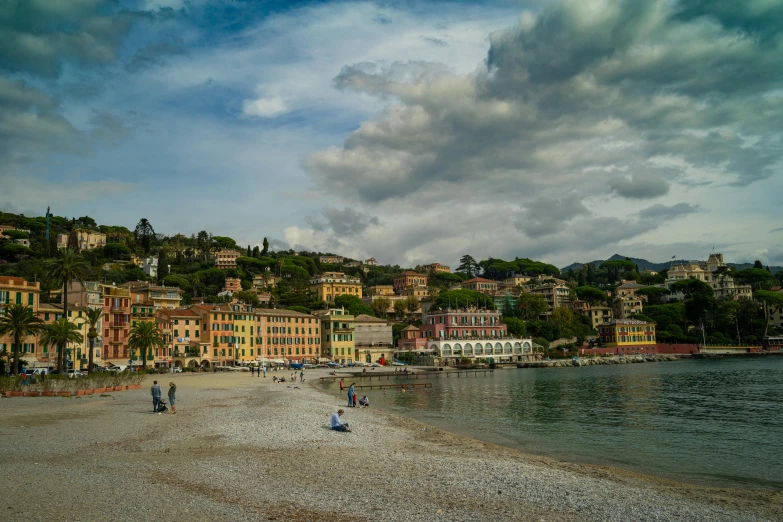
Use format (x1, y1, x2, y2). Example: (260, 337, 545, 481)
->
(16, 292, 21, 304)
(28, 293, 33, 305)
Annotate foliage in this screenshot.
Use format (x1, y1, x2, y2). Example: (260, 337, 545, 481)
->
(502, 317, 526, 337)
(103, 242, 131, 260)
(735, 268, 774, 290)
(334, 294, 375, 317)
(128, 321, 164, 370)
(234, 290, 260, 305)
(134, 218, 156, 255)
(574, 286, 606, 305)
(370, 297, 391, 318)
(515, 292, 548, 320)
(599, 259, 637, 284)
(635, 286, 671, 305)
(457, 255, 480, 277)
(40, 318, 84, 369)
(432, 289, 495, 310)
(287, 306, 311, 314)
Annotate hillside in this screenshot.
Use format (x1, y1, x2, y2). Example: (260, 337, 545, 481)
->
(562, 254, 783, 274)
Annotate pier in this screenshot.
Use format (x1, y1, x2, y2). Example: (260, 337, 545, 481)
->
(320, 369, 494, 381)
(354, 383, 432, 390)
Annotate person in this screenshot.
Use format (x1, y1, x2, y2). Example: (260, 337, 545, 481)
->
(358, 395, 369, 408)
(262, 365, 266, 378)
(299, 369, 304, 383)
(168, 382, 177, 414)
(339, 379, 344, 392)
(331, 409, 351, 432)
(151, 381, 162, 414)
(362, 368, 367, 375)
(273, 376, 278, 383)
(383, 388, 387, 396)
(401, 385, 406, 394)
(347, 382, 355, 407)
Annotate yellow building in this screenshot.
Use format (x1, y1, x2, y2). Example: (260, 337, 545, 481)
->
(599, 320, 656, 347)
(124, 282, 184, 309)
(366, 285, 395, 297)
(254, 309, 321, 363)
(401, 285, 429, 298)
(56, 230, 107, 251)
(309, 272, 363, 304)
(580, 306, 614, 330)
(232, 304, 257, 363)
(1, 276, 41, 366)
(314, 308, 355, 365)
(613, 295, 643, 320)
(422, 262, 450, 273)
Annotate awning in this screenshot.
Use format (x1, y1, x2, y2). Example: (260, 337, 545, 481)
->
(272, 359, 286, 364)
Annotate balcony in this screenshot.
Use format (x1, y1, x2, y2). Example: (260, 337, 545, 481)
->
(109, 322, 128, 328)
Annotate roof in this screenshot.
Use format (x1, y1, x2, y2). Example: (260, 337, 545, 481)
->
(254, 309, 315, 318)
(617, 282, 645, 288)
(158, 308, 200, 318)
(0, 275, 37, 286)
(400, 325, 420, 331)
(353, 314, 388, 323)
(463, 277, 497, 284)
(397, 271, 426, 276)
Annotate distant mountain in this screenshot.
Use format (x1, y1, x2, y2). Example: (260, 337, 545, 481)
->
(561, 254, 783, 274)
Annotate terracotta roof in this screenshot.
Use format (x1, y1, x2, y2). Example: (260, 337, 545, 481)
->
(353, 314, 387, 323)
(0, 275, 37, 285)
(463, 277, 497, 284)
(158, 308, 200, 318)
(400, 325, 419, 331)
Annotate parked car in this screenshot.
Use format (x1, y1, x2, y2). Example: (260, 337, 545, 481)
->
(172, 367, 182, 373)
(66, 369, 83, 379)
(326, 362, 342, 368)
(302, 363, 315, 369)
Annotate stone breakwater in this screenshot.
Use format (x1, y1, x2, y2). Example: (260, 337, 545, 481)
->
(1, 369, 780, 522)
(519, 354, 680, 369)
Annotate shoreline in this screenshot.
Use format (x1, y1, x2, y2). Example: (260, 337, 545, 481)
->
(1, 369, 780, 521)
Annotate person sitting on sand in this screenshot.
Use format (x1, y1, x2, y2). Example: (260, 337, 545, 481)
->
(401, 385, 406, 393)
(331, 409, 351, 432)
(358, 395, 369, 407)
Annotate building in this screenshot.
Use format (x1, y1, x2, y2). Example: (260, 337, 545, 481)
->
(615, 280, 645, 298)
(157, 308, 206, 369)
(214, 249, 241, 269)
(0, 276, 41, 365)
(56, 230, 107, 251)
(461, 277, 499, 294)
(580, 306, 614, 330)
(123, 282, 183, 310)
(100, 284, 132, 365)
(0, 225, 30, 247)
(309, 271, 363, 304)
(393, 271, 428, 294)
(396, 307, 534, 362)
(314, 308, 355, 365)
(599, 319, 656, 352)
(366, 285, 395, 297)
(224, 278, 242, 294)
(501, 275, 533, 288)
(530, 283, 572, 310)
(252, 272, 281, 289)
(352, 314, 392, 364)
(665, 253, 752, 300)
(768, 288, 783, 330)
(422, 262, 451, 274)
(319, 255, 344, 264)
(142, 257, 158, 278)
(130, 255, 144, 268)
(64, 281, 103, 309)
(364, 257, 377, 267)
(254, 308, 321, 363)
(613, 295, 643, 320)
(401, 285, 429, 299)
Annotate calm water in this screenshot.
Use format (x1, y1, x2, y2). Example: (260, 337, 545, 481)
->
(335, 358, 783, 489)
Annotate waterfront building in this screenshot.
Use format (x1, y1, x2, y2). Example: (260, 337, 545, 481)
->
(598, 319, 656, 352)
(461, 277, 499, 294)
(0, 276, 41, 365)
(353, 314, 393, 364)
(214, 249, 241, 269)
(100, 284, 132, 365)
(157, 308, 207, 369)
(314, 308, 355, 365)
(396, 307, 534, 362)
(393, 271, 428, 295)
(194, 303, 237, 365)
(309, 271, 362, 303)
(422, 262, 451, 274)
(254, 308, 321, 363)
(56, 230, 107, 251)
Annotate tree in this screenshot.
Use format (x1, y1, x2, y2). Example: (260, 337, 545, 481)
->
(501, 295, 516, 317)
(234, 290, 260, 306)
(393, 299, 407, 320)
(671, 278, 715, 329)
(370, 297, 391, 318)
(0, 304, 44, 374)
(39, 318, 84, 371)
(44, 248, 91, 372)
(635, 286, 671, 305)
(457, 254, 479, 277)
(246, 245, 252, 257)
(103, 242, 131, 260)
(735, 268, 774, 290)
(515, 293, 549, 321)
(128, 321, 164, 371)
(502, 317, 526, 337)
(599, 260, 636, 284)
(754, 290, 783, 337)
(753, 260, 764, 269)
(405, 295, 420, 314)
(261, 237, 269, 256)
(574, 286, 606, 305)
(134, 218, 156, 255)
(334, 294, 375, 317)
(432, 289, 495, 310)
(83, 307, 103, 374)
(212, 236, 237, 250)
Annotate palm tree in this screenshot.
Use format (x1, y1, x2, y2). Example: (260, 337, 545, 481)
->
(128, 321, 163, 371)
(39, 318, 85, 371)
(44, 248, 91, 372)
(0, 304, 44, 374)
(83, 307, 103, 374)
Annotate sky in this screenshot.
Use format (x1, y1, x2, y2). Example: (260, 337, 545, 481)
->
(1, 0, 782, 269)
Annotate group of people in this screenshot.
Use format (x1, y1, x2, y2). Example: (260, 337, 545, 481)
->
(250, 366, 267, 377)
(150, 380, 177, 414)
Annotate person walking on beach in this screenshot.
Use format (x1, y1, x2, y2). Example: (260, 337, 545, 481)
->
(347, 382, 356, 407)
(262, 365, 266, 378)
(331, 409, 351, 432)
(339, 379, 344, 392)
(168, 382, 177, 414)
(299, 369, 304, 383)
(151, 381, 162, 414)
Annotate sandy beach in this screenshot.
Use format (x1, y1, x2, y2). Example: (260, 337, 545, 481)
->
(1, 369, 781, 521)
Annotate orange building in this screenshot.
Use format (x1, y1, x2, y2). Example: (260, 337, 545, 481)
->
(393, 271, 428, 294)
(100, 285, 132, 364)
(215, 249, 241, 269)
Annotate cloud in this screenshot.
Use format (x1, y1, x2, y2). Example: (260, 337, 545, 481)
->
(305, 206, 380, 237)
(637, 203, 699, 220)
(769, 227, 783, 234)
(515, 194, 590, 238)
(241, 96, 288, 118)
(609, 176, 670, 199)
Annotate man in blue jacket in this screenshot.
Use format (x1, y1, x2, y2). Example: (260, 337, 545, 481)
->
(151, 380, 162, 414)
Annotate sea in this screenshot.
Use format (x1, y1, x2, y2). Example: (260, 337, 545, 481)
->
(327, 357, 783, 490)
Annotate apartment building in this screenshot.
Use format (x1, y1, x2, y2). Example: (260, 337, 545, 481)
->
(613, 296, 644, 320)
(0, 276, 41, 363)
(615, 281, 645, 298)
(366, 285, 395, 297)
(158, 308, 206, 369)
(665, 253, 752, 300)
(364, 257, 377, 267)
(252, 272, 281, 289)
(124, 282, 184, 309)
(56, 230, 107, 251)
(314, 308, 355, 365)
(100, 284, 132, 364)
(309, 271, 363, 303)
(461, 277, 499, 294)
(214, 249, 241, 269)
(581, 306, 614, 330)
(254, 308, 321, 363)
(401, 285, 429, 299)
(393, 271, 428, 294)
(530, 283, 572, 310)
(501, 275, 533, 289)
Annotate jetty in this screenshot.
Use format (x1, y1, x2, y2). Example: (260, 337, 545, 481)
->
(354, 383, 432, 390)
(321, 369, 494, 381)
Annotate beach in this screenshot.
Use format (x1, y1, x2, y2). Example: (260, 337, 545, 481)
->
(1, 369, 780, 521)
